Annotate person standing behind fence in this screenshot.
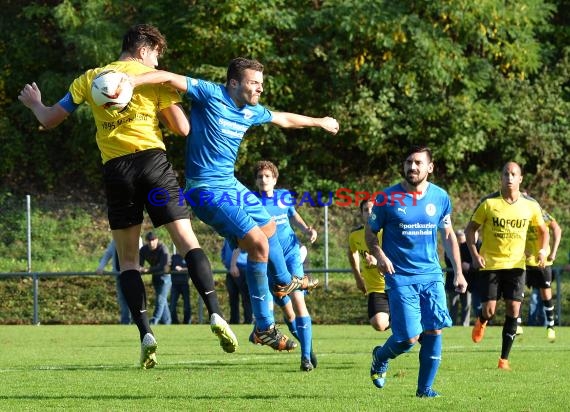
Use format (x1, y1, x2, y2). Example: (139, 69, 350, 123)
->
(444, 230, 472, 327)
(517, 201, 561, 341)
(96, 238, 131, 325)
(139, 232, 172, 325)
(366, 145, 466, 398)
(18, 24, 238, 369)
(348, 199, 390, 332)
(221, 240, 253, 325)
(466, 162, 549, 371)
(170, 253, 192, 324)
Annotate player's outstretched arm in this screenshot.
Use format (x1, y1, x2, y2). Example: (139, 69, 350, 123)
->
(133, 70, 188, 93)
(18, 82, 69, 129)
(271, 112, 339, 135)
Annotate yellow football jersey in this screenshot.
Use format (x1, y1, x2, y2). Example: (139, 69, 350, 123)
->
(348, 226, 385, 294)
(470, 192, 545, 270)
(68, 60, 182, 163)
(526, 209, 555, 267)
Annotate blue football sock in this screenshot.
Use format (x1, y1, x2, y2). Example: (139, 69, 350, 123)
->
(267, 233, 291, 286)
(376, 334, 415, 361)
(246, 260, 274, 330)
(284, 315, 299, 340)
(417, 333, 442, 393)
(296, 316, 312, 360)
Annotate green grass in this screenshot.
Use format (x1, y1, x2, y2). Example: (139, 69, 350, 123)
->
(0, 325, 568, 411)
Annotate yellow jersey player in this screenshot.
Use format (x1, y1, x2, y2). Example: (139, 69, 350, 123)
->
(466, 161, 548, 370)
(18, 24, 238, 368)
(348, 199, 389, 332)
(522, 202, 561, 341)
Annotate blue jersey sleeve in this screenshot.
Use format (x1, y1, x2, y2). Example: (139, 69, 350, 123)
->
(186, 77, 219, 104)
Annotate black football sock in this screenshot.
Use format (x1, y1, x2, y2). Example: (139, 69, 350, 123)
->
(185, 248, 221, 317)
(543, 298, 555, 327)
(500, 316, 518, 359)
(119, 269, 152, 341)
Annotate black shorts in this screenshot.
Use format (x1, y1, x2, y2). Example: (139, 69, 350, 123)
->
(368, 292, 390, 319)
(103, 149, 189, 230)
(525, 265, 553, 289)
(479, 268, 525, 302)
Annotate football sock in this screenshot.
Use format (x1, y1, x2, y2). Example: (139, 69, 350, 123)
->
(266, 233, 292, 286)
(296, 316, 313, 360)
(417, 333, 442, 393)
(246, 259, 274, 330)
(119, 269, 152, 341)
(185, 248, 221, 317)
(501, 315, 518, 359)
(376, 334, 415, 362)
(543, 299, 555, 327)
(284, 315, 299, 340)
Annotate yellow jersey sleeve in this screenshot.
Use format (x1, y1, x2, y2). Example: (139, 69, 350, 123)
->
(68, 61, 183, 164)
(526, 208, 552, 267)
(348, 227, 385, 294)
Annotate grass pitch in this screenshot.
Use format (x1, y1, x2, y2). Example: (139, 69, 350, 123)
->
(0, 324, 567, 411)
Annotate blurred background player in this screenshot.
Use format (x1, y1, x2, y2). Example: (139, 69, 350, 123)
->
(348, 199, 390, 332)
(516, 198, 561, 340)
(169, 252, 191, 324)
(254, 160, 318, 371)
(96, 238, 131, 325)
(139, 232, 171, 325)
(444, 230, 472, 326)
(221, 239, 253, 325)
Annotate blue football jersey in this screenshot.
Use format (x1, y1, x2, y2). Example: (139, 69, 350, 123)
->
(260, 189, 299, 253)
(184, 78, 273, 188)
(368, 182, 451, 287)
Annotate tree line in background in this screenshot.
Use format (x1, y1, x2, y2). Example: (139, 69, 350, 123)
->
(1, 0, 569, 209)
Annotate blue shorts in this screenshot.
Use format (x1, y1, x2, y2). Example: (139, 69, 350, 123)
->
(271, 242, 307, 306)
(267, 242, 303, 289)
(184, 180, 272, 245)
(387, 280, 451, 341)
(283, 242, 304, 278)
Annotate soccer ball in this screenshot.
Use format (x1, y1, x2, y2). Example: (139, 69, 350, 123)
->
(91, 70, 133, 111)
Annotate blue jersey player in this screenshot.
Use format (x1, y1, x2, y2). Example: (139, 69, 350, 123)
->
(254, 160, 318, 371)
(134, 58, 339, 351)
(365, 145, 467, 398)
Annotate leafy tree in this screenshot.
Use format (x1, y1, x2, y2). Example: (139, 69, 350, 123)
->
(1, 0, 569, 202)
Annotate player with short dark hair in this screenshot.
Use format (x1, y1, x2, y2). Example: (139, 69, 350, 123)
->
(133, 57, 339, 351)
(18, 24, 237, 369)
(366, 145, 466, 398)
